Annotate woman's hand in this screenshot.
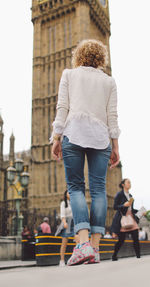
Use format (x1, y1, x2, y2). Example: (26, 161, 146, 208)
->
(110, 139, 120, 169)
(63, 222, 68, 229)
(110, 147, 120, 169)
(124, 201, 132, 207)
(62, 218, 68, 229)
(51, 140, 62, 161)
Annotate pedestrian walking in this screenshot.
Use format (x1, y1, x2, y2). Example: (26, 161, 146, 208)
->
(51, 39, 120, 265)
(111, 178, 143, 261)
(56, 190, 79, 267)
(22, 225, 31, 240)
(40, 217, 51, 234)
(104, 230, 112, 239)
(139, 228, 146, 241)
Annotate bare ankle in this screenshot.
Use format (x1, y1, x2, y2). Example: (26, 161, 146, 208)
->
(78, 229, 89, 244)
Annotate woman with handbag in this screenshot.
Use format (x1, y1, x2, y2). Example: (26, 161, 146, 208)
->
(58, 190, 79, 266)
(111, 178, 141, 261)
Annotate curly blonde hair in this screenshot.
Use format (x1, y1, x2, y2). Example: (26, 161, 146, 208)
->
(72, 39, 108, 69)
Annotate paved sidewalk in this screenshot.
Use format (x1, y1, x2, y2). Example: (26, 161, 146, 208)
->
(0, 256, 150, 287)
(0, 260, 36, 270)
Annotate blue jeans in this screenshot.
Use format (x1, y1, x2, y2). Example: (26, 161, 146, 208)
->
(62, 136, 112, 235)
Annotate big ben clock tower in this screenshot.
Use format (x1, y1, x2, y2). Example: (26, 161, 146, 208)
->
(30, 0, 122, 228)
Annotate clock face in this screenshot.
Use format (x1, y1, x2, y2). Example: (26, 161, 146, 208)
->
(100, 0, 106, 7)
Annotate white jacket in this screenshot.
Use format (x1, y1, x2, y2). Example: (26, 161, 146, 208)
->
(51, 66, 120, 142)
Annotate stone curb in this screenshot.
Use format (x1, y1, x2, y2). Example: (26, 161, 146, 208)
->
(0, 262, 36, 270)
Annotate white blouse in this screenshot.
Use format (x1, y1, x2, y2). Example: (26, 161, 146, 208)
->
(60, 200, 73, 219)
(50, 66, 120, 149)
(124, 191, 132, 211)
(63, 116, 110, 149)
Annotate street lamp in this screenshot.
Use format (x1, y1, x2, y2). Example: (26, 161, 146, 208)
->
(15, 159, 23, 173)
(21, 166, 30, 187)
(7, 160, 30, 236)
(7, 165, 16, 183)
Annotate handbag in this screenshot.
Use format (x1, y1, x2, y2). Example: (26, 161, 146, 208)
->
(121, 214, 134, 229)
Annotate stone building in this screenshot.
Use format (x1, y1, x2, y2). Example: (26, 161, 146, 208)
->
(29, 0, 122, 229)
(0, 0, 122, 235)
(0, 117, 31, 235)
(0, 115, 4, 203)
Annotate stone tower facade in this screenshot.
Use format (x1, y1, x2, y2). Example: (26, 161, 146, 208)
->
(9, 133, 15, 163)
(30, 0, 122, 228)
(0, 115, 4, 202)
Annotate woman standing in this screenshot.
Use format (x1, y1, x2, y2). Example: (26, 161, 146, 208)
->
(111, 179, 141, 261)
(59, 190, 79, 266)
(51, 39, 120, 266)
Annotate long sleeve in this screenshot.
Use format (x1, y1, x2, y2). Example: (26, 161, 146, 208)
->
(107, 78, 121, 139)
(50, 69, 69, 141)
(60, 201, 66, 219)
(132, 207, 138, 214)
(114, 192, 128, 214)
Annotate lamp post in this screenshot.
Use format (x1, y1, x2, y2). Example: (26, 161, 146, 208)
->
(7, 160, 29, 236)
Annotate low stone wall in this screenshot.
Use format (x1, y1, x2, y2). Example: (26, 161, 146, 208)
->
(0, 236, 21, 260)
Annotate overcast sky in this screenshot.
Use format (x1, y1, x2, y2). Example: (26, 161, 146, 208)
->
(0, 0, 150, 210)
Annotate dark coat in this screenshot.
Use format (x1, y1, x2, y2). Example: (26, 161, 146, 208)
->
(111, 190, 139, 235)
